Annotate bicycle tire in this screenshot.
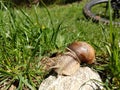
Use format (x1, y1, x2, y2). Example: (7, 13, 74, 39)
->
(83, 0, 120, 26)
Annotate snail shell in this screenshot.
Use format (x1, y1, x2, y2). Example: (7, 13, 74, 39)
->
(67, 41, 95, 64)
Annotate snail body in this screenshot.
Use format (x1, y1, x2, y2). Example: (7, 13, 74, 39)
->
(53, 52, 80, 75)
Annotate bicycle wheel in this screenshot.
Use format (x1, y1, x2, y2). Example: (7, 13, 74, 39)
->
(83, 0, 120, 26)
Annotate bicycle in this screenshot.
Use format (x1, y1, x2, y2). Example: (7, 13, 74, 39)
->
(83, 0, 120, 26)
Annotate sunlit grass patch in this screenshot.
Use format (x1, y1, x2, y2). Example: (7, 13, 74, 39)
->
(0, 0, 120, 89)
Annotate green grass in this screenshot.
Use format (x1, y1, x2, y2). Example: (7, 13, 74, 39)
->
(106, 0, 120, 89)
(0, 0, 120, 89)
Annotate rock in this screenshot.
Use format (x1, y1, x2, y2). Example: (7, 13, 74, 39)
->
(39, 67, 103, 90)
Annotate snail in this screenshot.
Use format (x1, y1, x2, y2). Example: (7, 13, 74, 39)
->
(40, 41, 95, 76)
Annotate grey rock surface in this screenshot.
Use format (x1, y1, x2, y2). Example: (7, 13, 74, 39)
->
(39, 67, 103, 90)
